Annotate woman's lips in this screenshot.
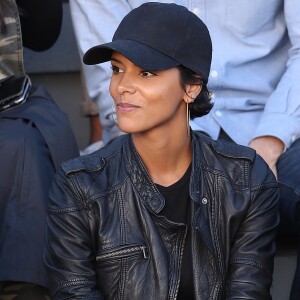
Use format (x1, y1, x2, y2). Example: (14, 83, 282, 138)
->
(117, 103, 139, 113)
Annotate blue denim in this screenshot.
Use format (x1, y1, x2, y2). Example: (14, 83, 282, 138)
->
(276, 139, 300, 300)
(277, 138, 300, 237)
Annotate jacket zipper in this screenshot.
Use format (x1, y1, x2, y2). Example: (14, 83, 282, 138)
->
(96, 245, 148, 261)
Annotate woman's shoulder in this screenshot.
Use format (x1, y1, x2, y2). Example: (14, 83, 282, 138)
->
(49, 135, 130, 208)
(59, 134, 129, 177)
(193, 131, 256, 162)
(193, 131, 277, 186)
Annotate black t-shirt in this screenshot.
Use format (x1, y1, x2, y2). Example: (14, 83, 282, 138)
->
(156, 164, 194, 300)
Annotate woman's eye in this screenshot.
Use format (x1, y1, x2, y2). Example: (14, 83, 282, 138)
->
(111, 65, 123, 74)
(140, 71, 156, 77)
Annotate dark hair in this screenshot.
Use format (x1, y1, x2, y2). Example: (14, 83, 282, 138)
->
(178, 65, 213, 119)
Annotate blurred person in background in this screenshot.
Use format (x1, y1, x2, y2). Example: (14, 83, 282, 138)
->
(0, 0, 79, 298)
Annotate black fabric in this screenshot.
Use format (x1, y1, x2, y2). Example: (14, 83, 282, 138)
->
(0, 281, 50, 299)
(0, 85, 79, 287)
(218, 128, 234, 143)
(156, 164, 194, 300)
(16, 0, 62, 51)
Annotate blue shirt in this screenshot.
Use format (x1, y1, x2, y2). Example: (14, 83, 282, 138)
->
(70, 0, 300, 147)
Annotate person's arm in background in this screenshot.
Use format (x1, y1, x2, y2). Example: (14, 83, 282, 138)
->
(69, 0, 133, 145)
(16, 0, 62, 51)
(249, 0, 300, 177)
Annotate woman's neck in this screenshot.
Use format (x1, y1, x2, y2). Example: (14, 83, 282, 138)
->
(132, 129, 192, 187)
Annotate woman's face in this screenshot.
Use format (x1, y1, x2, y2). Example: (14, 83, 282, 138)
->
(109, 52, 187, 135)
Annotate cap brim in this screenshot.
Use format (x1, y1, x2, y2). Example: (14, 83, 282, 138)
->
(83, 40, 179, 71)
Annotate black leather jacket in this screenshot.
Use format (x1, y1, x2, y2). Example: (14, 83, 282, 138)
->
(45, 132, 279, 299)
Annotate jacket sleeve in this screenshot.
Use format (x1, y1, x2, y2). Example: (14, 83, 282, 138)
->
(44, 169, 103, 300)
(226, 154, 280, 299)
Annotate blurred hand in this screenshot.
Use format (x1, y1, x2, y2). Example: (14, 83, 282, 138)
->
(249, 136, 284, 178)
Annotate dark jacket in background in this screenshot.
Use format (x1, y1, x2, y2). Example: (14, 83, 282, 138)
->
(0, 85, 79, 287)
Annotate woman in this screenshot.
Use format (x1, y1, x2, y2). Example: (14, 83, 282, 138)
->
(44, 3, 279, 299)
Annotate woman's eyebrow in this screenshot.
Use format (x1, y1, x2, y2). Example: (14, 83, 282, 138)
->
(110, 57, 123, 64)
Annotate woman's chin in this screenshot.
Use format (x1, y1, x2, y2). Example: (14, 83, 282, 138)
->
(117, 122, 141, 134)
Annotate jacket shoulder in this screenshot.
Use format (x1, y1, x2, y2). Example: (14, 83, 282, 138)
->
(61, 135, 128, 176)
(193, 132, 275, 188)
(212, 139, 256, 162)
(194, 131, 256, 162)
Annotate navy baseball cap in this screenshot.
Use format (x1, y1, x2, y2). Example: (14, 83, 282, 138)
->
(83, 2, 212, 82)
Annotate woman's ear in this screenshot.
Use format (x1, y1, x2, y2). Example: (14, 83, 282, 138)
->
(184, 84, 203, 103)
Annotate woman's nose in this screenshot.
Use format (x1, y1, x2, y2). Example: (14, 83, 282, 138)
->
(116, 73, 136, 95)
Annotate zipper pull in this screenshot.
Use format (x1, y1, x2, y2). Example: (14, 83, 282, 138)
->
(141, 246, 148, 259)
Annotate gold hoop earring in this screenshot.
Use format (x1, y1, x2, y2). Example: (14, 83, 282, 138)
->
(111, 102, 118, 126)
(186, 102, 190, 137)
